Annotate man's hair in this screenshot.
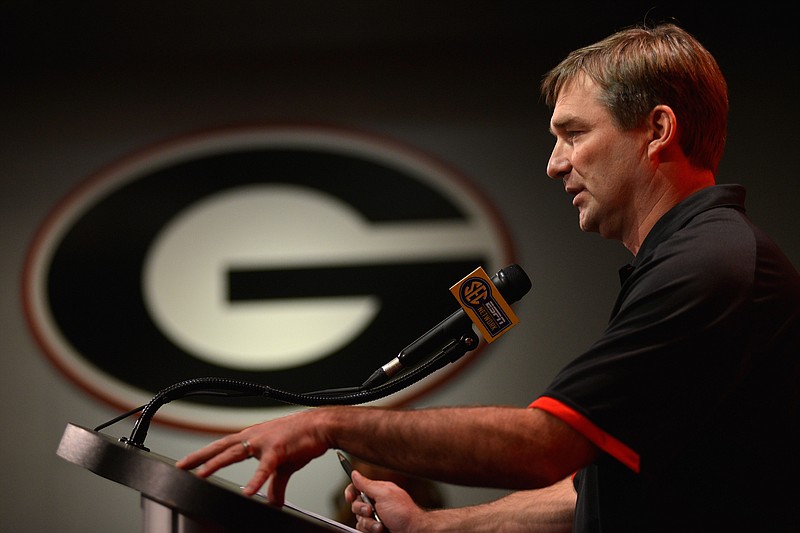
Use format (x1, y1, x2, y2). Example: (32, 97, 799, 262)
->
(541, 23, 728, 174)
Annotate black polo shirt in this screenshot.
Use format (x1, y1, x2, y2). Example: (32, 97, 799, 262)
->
(531, 185, 800, 532)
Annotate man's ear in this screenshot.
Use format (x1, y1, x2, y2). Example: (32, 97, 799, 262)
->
(647, 105, 677, 159)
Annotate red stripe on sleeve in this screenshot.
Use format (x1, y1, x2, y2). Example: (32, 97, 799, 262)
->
(530, 396, 641, 473)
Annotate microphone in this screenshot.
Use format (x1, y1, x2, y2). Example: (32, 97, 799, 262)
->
(361, 264, 531, 389)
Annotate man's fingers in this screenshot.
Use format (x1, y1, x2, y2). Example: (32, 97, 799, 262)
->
(266, 469, 292, 505)
(344, 482, 358, 503)
(355, 515, 384, 533)
(176, 437, 232, 470)
(176, 436, 260, 480)
(242, 464, 273, 497)
(352, 470, 375, 493)
(194, 441, 253, 477)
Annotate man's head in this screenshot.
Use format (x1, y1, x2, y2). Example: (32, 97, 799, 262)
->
(542, 23, 727, 175)
(542, 24, 727, 252)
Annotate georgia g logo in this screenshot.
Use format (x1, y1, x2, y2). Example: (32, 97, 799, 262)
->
(22, 125, 514, 432)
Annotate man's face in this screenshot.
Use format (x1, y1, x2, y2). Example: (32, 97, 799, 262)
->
(546, 75, 651, 241)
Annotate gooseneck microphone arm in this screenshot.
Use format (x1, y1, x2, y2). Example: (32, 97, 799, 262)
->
(121, 328, 480, 450)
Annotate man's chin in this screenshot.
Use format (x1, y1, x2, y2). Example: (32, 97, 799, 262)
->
(577, 212, 597, 234)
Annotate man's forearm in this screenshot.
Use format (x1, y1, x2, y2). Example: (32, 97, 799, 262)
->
(316, 407, 585, 489)
(321, 405, 592, 489)
(415, 477, 576, 533)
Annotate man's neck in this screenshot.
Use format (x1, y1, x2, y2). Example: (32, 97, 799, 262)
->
(623, 171, 715, 256)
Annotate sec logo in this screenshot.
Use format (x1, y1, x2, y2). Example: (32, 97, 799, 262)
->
(461, 279, 491, 306)
(23, 124, 515, 432)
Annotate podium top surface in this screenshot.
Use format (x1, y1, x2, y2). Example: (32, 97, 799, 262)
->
(57, 423, 353, 532)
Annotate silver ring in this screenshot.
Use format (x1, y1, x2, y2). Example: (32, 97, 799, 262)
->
(241, 440, 253, 457)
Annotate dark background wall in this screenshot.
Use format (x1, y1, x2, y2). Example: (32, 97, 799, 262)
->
(2, 2, 797, 531)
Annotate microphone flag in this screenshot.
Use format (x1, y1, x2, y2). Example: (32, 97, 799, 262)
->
(450, 266, 519, 343)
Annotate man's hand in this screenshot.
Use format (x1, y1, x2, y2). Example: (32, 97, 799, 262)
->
(346, 470, 426, 533)
(176, 409, 331, 505)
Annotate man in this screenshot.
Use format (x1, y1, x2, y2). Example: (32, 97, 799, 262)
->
(178, 24, 800, 532)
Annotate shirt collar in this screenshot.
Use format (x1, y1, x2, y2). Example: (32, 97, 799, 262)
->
(619, 184, 747, 284)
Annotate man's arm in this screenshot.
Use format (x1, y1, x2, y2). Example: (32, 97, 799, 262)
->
(347, 472, 576, 533)
(177, 405, 596, 505)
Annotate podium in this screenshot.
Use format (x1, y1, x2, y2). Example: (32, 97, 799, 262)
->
(57, 423, 352, 532)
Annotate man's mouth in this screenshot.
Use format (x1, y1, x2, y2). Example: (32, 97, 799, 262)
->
(567, 186, 586, 207)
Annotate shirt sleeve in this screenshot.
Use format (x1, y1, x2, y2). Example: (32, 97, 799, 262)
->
(534, 210, 756, 473)
(530, 396, 640, 472)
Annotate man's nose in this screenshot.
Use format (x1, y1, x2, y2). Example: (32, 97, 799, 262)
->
(546, 144, 570, 180)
